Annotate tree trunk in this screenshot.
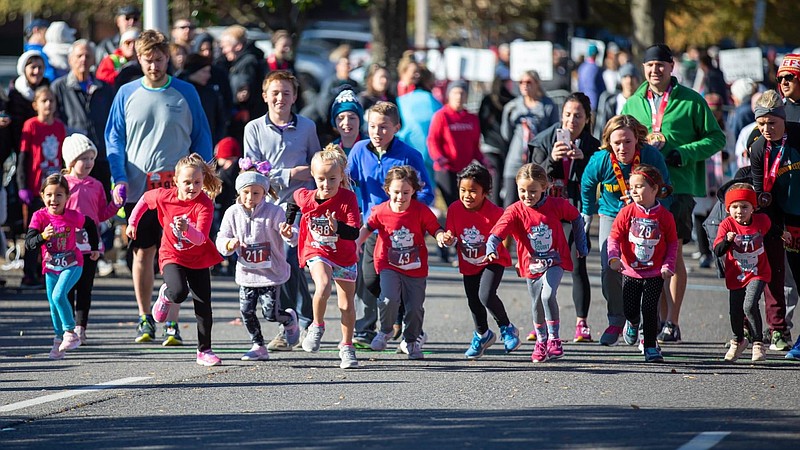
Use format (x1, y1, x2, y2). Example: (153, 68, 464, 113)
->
(630, 0, 666, 63)
(369, 0, 409, 78)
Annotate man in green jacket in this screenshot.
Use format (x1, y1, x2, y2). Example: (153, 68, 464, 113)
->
(622, 44, 726, 343)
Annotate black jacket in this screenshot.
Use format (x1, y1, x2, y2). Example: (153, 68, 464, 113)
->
(50, 73, 114, 161)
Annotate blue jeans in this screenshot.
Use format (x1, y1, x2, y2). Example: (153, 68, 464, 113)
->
(280, 244, 312, 329)
(46, 266, 83, 338)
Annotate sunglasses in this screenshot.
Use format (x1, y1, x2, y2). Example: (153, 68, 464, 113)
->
(778, 73, 796, 83)
(124, 15, 140, 21)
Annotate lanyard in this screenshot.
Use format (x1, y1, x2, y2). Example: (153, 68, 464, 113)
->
(610, 150, 641, 204)
(647, 84, 672, 133)
(763, 134, 788, 193)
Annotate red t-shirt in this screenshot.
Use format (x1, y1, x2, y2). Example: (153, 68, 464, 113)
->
(20, 117, 66, 192)
(609, 202, 678, 279)
(142, 188, 222, 271)
(29, 208, 85, 275)
(427, 106, 484, 173)
(294, 187, 360, 268)
(367, 200, 442, 278)
(490, 197, 579, 279)
(714, 214, 772, 290)
(445, 199, 512, 275)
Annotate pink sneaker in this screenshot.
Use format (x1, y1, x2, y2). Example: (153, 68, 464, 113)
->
(196, 349, 222, 366)
(573, 320, 592, 342)
(531, 341, 548, 363)
(49, 338, 65, 359)
(59, 331, 82, 352)
(547, 338, 564, 359)
(152, 284, 173, 323)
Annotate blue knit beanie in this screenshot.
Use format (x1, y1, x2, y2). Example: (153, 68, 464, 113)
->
(329, 86, 364, 127)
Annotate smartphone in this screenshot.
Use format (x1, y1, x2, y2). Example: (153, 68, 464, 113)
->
(556, 128, 570, 145)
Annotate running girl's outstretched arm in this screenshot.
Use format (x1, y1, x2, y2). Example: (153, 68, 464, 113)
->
(570, 214, 589, 257)
(125, 191, 158, 240)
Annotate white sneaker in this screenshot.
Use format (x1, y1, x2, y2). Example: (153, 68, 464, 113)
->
(301, 324, 325, 353)
(398, 332, 427, 354)
(97, 259, 115, 277)
(75, 326, 87, 345)
(241, 344, 270, 361)
(339, 345, 359, 369)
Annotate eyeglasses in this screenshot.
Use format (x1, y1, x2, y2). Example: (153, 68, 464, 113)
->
(778, 73, 796, 83)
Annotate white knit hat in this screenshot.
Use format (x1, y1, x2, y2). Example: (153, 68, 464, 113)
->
(62, 133, 97, 168)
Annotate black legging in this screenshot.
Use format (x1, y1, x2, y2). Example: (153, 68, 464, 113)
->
(567, 226, 591, 318)
(622, 275, 664, 348)
(162, 263, 213, 352)
(463, 264, 510, 334)
(68, 257, 98, 327)
(729, 280, 766, 342)
(435, 170, 459, 206)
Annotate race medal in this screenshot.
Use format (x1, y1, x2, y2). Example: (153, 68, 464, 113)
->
(761, 135, 786, 208)
(240, 242, 272, 269)
(758, 192, 772, 208)
(646, 132, 666, 146)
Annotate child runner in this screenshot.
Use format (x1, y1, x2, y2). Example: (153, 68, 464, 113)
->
(295, 144, 362, 369)
(25, 174, 99, 359)
(216, 163, 300, 362)
(713, 183, 771, 362)
(357, 165, 448, 360)
(443, 163, 521, 358)
(607, 164, 677, 363)
(63, 134, 124, 344)
(485, 163, 588, 363)
(126, 154, 224, 366)
(18, 86, 67, 289)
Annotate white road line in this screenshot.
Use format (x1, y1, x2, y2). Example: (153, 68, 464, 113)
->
(677, 432, 731, 450)
(0, 376, 152, 413)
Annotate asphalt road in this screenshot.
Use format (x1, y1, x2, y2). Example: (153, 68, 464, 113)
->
(1, 248, 800, 449)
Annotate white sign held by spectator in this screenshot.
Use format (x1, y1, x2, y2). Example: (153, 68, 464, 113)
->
(570, 37, 606, 67)
(718, 48, 764, 83)
(442, 47, 497, 82)
(510, 41, 553, 81)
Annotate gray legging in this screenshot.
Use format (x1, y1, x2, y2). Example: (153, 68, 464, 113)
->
(599, 215, 625, 328)
(526, 266, 564, 328)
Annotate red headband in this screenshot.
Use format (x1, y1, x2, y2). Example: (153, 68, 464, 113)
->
(725, 188, 757, 210)
(630, 170, 657, 187)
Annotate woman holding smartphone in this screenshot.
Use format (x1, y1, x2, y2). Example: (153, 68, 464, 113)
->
(528, 92, 600, 343)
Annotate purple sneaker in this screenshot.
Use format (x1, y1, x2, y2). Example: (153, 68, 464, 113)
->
(283, 309, 300, 346)
(547, 338, 564, 360)
(531, 341, 548, 363)
(197, 349, 222, 366)
(59, 331, 82, 352)
(152, 284, 173, 323)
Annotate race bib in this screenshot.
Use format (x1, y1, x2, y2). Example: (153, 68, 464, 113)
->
(461, 241, 487, 266)
(529, 251, 561, 275)
(45, 250, 78, 272)
(785, 225, 800, 253)
(146, 171, 175, 191)
(388, 246, 421, 270)
(629, 217, 661, 269)
(239, 242, 272, 269)
(310, 215, 338, 245)
(75, 228, 91, 253)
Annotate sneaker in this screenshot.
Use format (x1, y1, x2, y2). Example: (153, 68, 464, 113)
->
(162, 321, 183, 346)
(531, 341, 548, 363)
(698, 254, 713, 269)
(623, 322, 639, 346)
(638, 339, 661, 354)
(751, 341, 766, 362)
(59, 331, 81, 352)
(644, 347, 664, 362)
(75, 325, 87, 346)
(152, 284, 173, 323)
(398, 332, 428, 354)
(370, 331, 391, 351)
(267, 330, 292, 351)
(573, 320, 592, 342)
(526, 330, 537, 342)
(724, 338, 749, 362)
(464, 330, 496, 359)
(770, 330, 790, 351)
(499, 324, 522, 353)
(546, 338, 564, 360)
(339, 344, 359, 369)
(392, 323, 402, 340)
(196, 349, 222, 366)
(241, 344, 270, 361)
(283, 309, 300, 347)
(657, 321, 682, 343)
(97, 259, 115, 277)
(352, 334, 372, 349)
(785, 336, 800, 360)
(135, 315, 156, 343)
(599, 325, 623, 346)
(302, 324, 325, 352)
(293, 328, 308, 349)
(406, 340, 424, 360)
(49, 338, 65, 360)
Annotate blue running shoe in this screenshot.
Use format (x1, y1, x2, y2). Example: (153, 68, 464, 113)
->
(785, 336, 800, 361)
(465, 330, 496, 359)
(500, 324, 522, 353)
(623, 321, 639, 346)
(644, 347, 664, 362)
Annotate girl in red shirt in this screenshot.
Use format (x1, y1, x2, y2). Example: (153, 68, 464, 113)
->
(357, 165, 450, 359)
(443, 163, 520, 359)
(127, 154, 224, 366)
(607, 164, 677, 363)
(486, 163, 589, 363)
(294, 144, 362, 369)
(713, 183, 771, 362)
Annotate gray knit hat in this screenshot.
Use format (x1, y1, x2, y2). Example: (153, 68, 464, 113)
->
(235, 171, 270, 194)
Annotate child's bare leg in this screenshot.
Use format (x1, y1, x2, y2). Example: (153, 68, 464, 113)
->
(335, 280, 357, 344)
(310, 262, 333, 325)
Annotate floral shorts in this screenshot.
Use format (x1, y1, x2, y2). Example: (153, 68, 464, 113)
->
(307, 256, 358, 282)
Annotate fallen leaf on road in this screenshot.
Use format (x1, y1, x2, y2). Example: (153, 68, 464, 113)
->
(631, 404, 640, 410)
